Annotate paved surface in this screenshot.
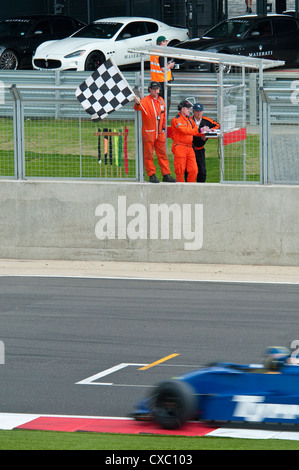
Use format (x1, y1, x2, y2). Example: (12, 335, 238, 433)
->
(0, 267, 298, 418)
(1, 259, 299, 283)
(0, 259, 299, 442)
(228, 0, 295, 17)
(229, 0, 257, 16)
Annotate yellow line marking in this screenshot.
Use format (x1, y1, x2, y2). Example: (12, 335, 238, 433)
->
(139, 354, 180, 370)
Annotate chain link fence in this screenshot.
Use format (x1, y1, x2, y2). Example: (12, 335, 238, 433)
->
(262, 82, 299, 184)
(23, 108, 137, 180)
(1, 83, 138, 180)
(0, 113, 14, 178)
(221, 77, 260, 183)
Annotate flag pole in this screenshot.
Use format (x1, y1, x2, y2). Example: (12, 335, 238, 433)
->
(104, 128, 108, 178)
(124, 126, 129, 175)
(109, 128, 113, 177)
(119, 129, 122, 178)
(98, 127, 102, 177)
(133, 90, 147, 115)
(138, 101, 147, 115)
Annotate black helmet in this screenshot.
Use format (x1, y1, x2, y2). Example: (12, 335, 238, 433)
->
(177, 99, 192, 110)
(148, 81, 161, 92)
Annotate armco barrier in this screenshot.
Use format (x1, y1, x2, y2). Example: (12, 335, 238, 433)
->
(0, 180, 298, 266)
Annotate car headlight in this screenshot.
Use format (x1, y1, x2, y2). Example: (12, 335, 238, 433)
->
(64, 50, 86, 59)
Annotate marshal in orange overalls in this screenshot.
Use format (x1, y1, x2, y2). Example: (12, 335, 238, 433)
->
(171, 112, 200, 182)
(134, 93, 171, 177)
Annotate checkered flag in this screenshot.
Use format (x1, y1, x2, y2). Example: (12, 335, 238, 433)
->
(76, 58, 135, 121)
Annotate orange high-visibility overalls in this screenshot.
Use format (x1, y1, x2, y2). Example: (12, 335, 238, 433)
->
(150, 55, 172, 84)
(134, 94, 171, 177)
(171, 113, 200, 182)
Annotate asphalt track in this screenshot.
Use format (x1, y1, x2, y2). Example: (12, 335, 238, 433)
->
(0, 260, 299, 439)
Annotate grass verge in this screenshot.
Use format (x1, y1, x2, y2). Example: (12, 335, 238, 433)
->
(0, 117, 260, 183)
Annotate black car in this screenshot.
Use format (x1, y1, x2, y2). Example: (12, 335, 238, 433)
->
(177, 14, 299, 72)
(0, 15, 85, 70)
(282, 10, 297, 16)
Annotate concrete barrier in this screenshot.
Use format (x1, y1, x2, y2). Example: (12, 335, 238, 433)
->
(0, 180, 298, 266)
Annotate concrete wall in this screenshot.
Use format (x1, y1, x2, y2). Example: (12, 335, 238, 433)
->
(0, 180, 298, 266)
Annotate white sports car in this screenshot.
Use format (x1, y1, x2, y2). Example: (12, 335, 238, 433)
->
(32, 16, 189, 71)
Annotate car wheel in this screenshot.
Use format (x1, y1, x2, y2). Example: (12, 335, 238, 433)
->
(0, 50, 19, 70)
(151, 380, 197, 430)
(84, 51, 105, 71)
(213, 63, 232, 74)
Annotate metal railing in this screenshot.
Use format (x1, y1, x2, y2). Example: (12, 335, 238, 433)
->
(0, 69, 259, 122)
(0, 68, 298, 119)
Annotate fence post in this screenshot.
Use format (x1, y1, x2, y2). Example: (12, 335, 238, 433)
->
(259, 86, 270, 184)
(134, 72, 144, 182)
(55, 70, 61, 119)
(242, 67, 247, 182)
(10, 84, 25, 180)
(217, 64, 224, 183)
(249, 73, 258, 126)
(0, 340, 4, 365)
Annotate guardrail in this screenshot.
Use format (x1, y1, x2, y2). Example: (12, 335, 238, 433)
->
(0, 69, 298, 122)
(0, 69, 255, 122)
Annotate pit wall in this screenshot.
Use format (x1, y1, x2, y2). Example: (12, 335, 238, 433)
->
(0, 180, 298, 266)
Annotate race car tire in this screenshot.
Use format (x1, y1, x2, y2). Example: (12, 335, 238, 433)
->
(151, 380, 197, 430)
(84, 51, 105, 71)
(0, 50, 19, 70)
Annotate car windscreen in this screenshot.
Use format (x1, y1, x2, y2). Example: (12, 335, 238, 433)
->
(0, 19, 34, 37)
(71, 22, 122, 39)
(203, 19, 253, 38)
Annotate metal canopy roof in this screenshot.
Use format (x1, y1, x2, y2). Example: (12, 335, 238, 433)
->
(128, 45, 285, 70)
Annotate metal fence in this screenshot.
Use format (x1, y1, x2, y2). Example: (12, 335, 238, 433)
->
(261, 83, 299, 184)
(1, 81, 139, 181)
(0, 70, 298, 184)
(220, 81, 259, 183)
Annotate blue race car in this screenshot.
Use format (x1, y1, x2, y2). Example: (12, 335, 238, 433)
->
(132, 347, 299, 429)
